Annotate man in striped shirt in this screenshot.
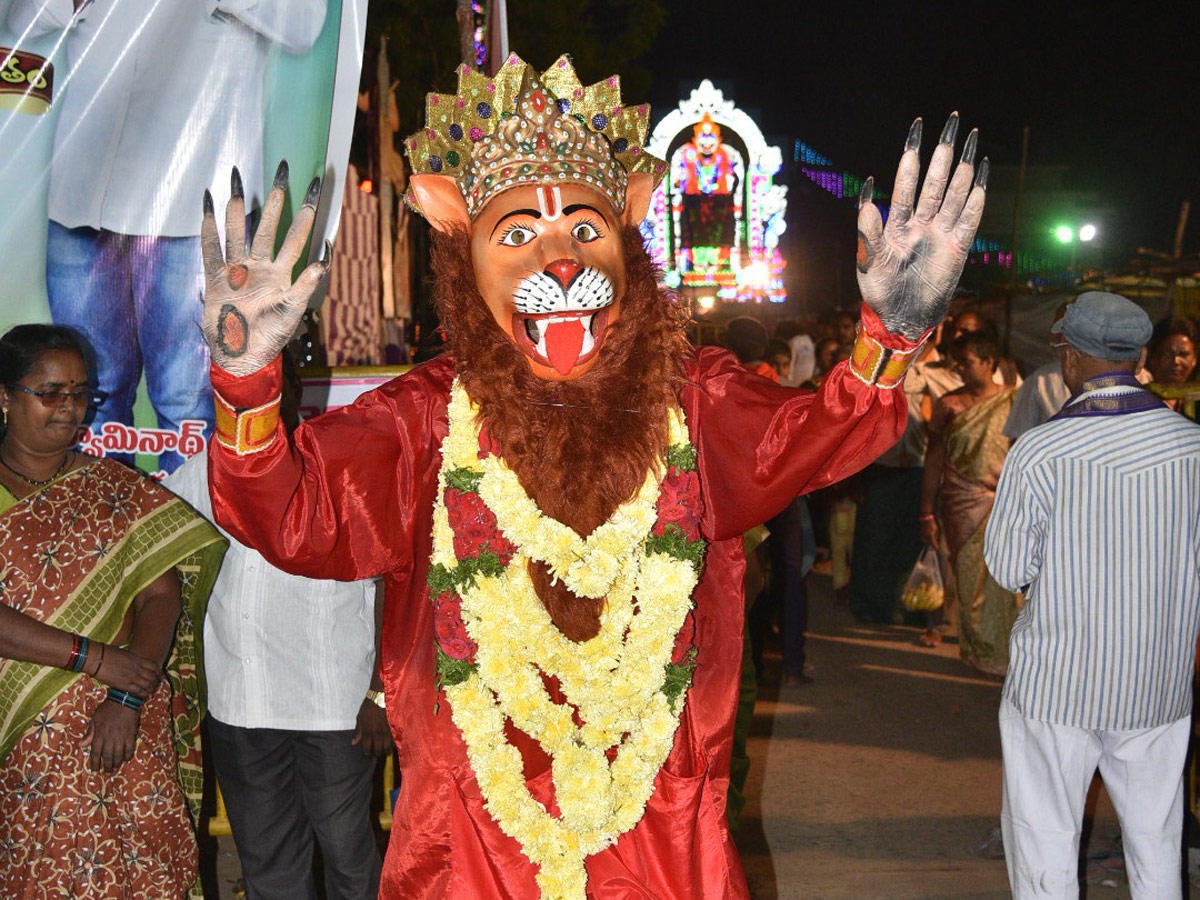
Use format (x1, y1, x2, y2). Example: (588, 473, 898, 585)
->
(985, 291, 1200, 900)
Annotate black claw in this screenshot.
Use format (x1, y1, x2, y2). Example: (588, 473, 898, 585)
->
(939, 112, 959, 145)
(975, 157, 990, 189)
(304, 176, 321, 207)
(273, 159, 290, 191)
(961, 129, 979, 165)
(321, 239, 333, 266)
(231, 167, 243, 200)
(906, 118, 922, 152)
(203, 189, 214, 217)
(859, 176, 874, 208)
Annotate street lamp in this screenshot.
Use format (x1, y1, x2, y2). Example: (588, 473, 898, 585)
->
(1054, 222, 1097, 271)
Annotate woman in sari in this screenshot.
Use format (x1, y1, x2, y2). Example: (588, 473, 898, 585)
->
(920, 330, 1019, 676)
(0, 325, 225, 899)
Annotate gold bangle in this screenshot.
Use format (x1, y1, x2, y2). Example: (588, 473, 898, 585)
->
(365, 689, 386, 710)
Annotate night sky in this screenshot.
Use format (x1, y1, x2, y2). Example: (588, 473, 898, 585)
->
(641, 1, 1199, 263)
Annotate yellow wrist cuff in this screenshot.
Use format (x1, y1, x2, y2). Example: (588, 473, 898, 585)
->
(214, 391, 281, 456)
(849, 330, 927, 389)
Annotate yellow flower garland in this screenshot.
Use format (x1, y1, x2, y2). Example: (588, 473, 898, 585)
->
(434, 382, 700, 900)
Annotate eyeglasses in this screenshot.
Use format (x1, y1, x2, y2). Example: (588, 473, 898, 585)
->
(6, 383, 106, 409)
(1049, 341, 1072, 352)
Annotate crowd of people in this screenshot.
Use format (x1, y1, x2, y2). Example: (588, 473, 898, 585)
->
(1, 290, 1197, 898)
(720, 294, 1200, 899)
(727, 300, 1199, 687)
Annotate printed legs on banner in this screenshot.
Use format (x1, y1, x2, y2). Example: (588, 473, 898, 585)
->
(46, 221, 213, 472)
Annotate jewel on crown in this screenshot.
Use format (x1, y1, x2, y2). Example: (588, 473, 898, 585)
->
(404, 53, 667, 218)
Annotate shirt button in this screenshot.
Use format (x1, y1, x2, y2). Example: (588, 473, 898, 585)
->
(243, 613, 249, 620)
(244, 657, 251, 664)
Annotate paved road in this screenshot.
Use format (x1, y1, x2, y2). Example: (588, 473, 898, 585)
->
(735, 573, 1149, 900)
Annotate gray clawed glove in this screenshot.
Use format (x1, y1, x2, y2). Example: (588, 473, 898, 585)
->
(856, 113, 988, 341)
(200, 160, 332, 377)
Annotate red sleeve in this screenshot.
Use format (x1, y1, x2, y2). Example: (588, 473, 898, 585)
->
(207, 358, 452, 581)
(688, 304, 916, 541)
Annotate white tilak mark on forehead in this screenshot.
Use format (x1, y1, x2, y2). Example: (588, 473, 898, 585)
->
(537, 186, 563, 221)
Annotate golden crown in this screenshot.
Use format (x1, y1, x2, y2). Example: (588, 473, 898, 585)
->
(404, 53, 667, 218)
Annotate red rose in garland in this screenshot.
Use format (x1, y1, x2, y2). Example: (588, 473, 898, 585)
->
(653, 468, 702, 541)
(444, 486, 516, 562)
(433, 590, 478, 661)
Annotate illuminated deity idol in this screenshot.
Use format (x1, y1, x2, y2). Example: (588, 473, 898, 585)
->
(673, 113, 744, 272)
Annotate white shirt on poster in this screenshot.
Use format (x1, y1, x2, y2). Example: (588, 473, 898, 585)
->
(165, 448, 377, 731)
(7, 0, 326, 237)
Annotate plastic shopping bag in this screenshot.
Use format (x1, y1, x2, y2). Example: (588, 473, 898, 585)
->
(901, 544, 944, 612)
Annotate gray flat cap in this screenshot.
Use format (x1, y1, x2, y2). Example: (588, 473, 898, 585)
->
(1050, 291, 1152, 360)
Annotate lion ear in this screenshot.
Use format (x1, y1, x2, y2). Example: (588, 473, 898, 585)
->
(622, 172, 655, 226)
(411, 174, 470, 232)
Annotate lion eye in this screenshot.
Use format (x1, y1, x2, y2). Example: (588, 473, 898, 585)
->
(571, 222, 600, 243)
(499, 225, 536, 247)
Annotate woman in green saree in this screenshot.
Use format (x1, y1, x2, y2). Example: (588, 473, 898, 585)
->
(920, 330, 1019, 676)
(0, 325, 225, 899)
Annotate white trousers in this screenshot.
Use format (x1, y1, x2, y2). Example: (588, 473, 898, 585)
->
(999, 697, 1188, 900)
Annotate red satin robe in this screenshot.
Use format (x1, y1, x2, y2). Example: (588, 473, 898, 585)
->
(207, 306, 913, 899)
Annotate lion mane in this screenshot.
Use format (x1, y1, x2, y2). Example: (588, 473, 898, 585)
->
(430, 226, 692, 641)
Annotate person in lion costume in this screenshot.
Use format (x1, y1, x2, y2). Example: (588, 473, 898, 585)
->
(199, 53, 986, 900)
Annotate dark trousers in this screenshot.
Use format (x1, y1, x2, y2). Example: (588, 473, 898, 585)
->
(848, 465, 924, 623)
(779, 566, 809, 676)
(207, 715, 381, 900)
(749, 497, 813, 678)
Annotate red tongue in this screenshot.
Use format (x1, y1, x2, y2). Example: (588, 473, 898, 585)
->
(543, 318, 586, 375)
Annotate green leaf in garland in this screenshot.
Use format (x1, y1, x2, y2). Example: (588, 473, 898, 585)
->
(434, 644, 478, 713)
(666, 443, 697, 472)
(662, 647, 698, 713)
(446, 467, 483, 493)
(427, 562, 456, 595)
(455, 550, 506, 588)
(436, 644, 477, 688)
(644, 523, 706, 571)
(430, 550, 507, 594)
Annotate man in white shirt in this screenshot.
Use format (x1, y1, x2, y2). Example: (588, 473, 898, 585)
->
(985, 291, 1200, 900)
(165, 351, 390, 900)
(1003, 303, 1071, 442)
(7, 0, 325, 471)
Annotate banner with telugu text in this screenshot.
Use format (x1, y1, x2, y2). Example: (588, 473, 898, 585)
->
(0, 0, 367, 475)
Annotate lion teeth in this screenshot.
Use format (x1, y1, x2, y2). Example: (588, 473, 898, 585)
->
(528, 313, 598, 361)
(533, 318, 550, 357)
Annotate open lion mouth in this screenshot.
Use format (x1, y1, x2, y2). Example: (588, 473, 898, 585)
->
(512, 306, 611, 375)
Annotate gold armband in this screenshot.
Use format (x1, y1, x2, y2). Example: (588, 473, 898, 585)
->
(213, 391, 281, 456)
(849, 329, 927, 389)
